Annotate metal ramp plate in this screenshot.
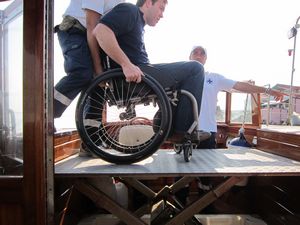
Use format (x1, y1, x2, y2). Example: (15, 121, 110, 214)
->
(55, 148, 300, 177)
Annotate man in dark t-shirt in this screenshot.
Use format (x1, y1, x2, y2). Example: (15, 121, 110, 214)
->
(93, 0, 205, 138)
(100, 2, 149, 66)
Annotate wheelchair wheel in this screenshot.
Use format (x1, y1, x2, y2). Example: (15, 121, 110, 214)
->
(76, 69, 172, 164)
(183, 141, 192, 162)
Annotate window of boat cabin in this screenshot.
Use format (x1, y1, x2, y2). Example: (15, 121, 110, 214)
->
(230, 93, 252, 124)
(216, 92, 227, 123)
(0, 0, 23, 176)
(217, 91, 258, 127)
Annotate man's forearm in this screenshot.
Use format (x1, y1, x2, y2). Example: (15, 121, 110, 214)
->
(233, 82, 266, 93)
(233, 81, 284, 101)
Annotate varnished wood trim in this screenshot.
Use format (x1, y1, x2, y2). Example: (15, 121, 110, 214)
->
(54, 131, 81, 162)
(257, 130, 300, 146)
(225, 92, 231, 124)
(23, 0, 48, 224)
(55, 141, 80, 162)
(54, 131, 80, 146)
(0, 204, 24, 225)
(251, 93, 261, 126)
(257, 138, 300, 161)
(257, 129, 300, 160)
(0, 177, 23, 203)
(227, 125, 258, 137)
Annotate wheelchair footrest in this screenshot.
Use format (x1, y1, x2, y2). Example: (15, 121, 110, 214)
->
(184, 130, 211, 144)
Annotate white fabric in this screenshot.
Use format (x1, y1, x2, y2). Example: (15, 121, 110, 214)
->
(198, 72, 236, 132)
(63, 0, 124, 28)
(83, 119, 102, 128)
(54, 88, 72, 106)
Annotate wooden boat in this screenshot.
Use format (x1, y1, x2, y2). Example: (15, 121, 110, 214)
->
(0, 0, 300, 225)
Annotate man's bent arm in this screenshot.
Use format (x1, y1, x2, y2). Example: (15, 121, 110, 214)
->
(93, 23, 143, 83)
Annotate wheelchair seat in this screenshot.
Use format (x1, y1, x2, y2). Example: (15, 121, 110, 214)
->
(118, 124, 154, 146)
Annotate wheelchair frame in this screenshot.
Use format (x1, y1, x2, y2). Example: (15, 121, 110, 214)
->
(75, 68, 202, 164)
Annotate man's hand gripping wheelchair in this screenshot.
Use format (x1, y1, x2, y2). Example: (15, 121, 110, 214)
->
(76, 68, 210, 164)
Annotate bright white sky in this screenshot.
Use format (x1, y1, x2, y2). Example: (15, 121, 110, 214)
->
(54, 0, 300, 88)
(53, 0, 300, 128)
(142, 0, 300, 88)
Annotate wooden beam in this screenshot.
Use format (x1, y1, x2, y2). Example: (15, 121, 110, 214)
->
(23, 0, 50, 224)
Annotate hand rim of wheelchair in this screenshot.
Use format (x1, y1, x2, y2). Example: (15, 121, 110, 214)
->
(75, 68, 172, 164)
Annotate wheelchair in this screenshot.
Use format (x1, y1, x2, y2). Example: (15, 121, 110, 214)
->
(75, 67, 205, 164)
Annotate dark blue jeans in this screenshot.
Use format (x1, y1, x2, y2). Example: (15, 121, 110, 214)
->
(140, 61, 204, 133)
(54, 27, 94, 118)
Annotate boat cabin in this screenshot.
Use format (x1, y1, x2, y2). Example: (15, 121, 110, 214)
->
(0, 0, 300, 225)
